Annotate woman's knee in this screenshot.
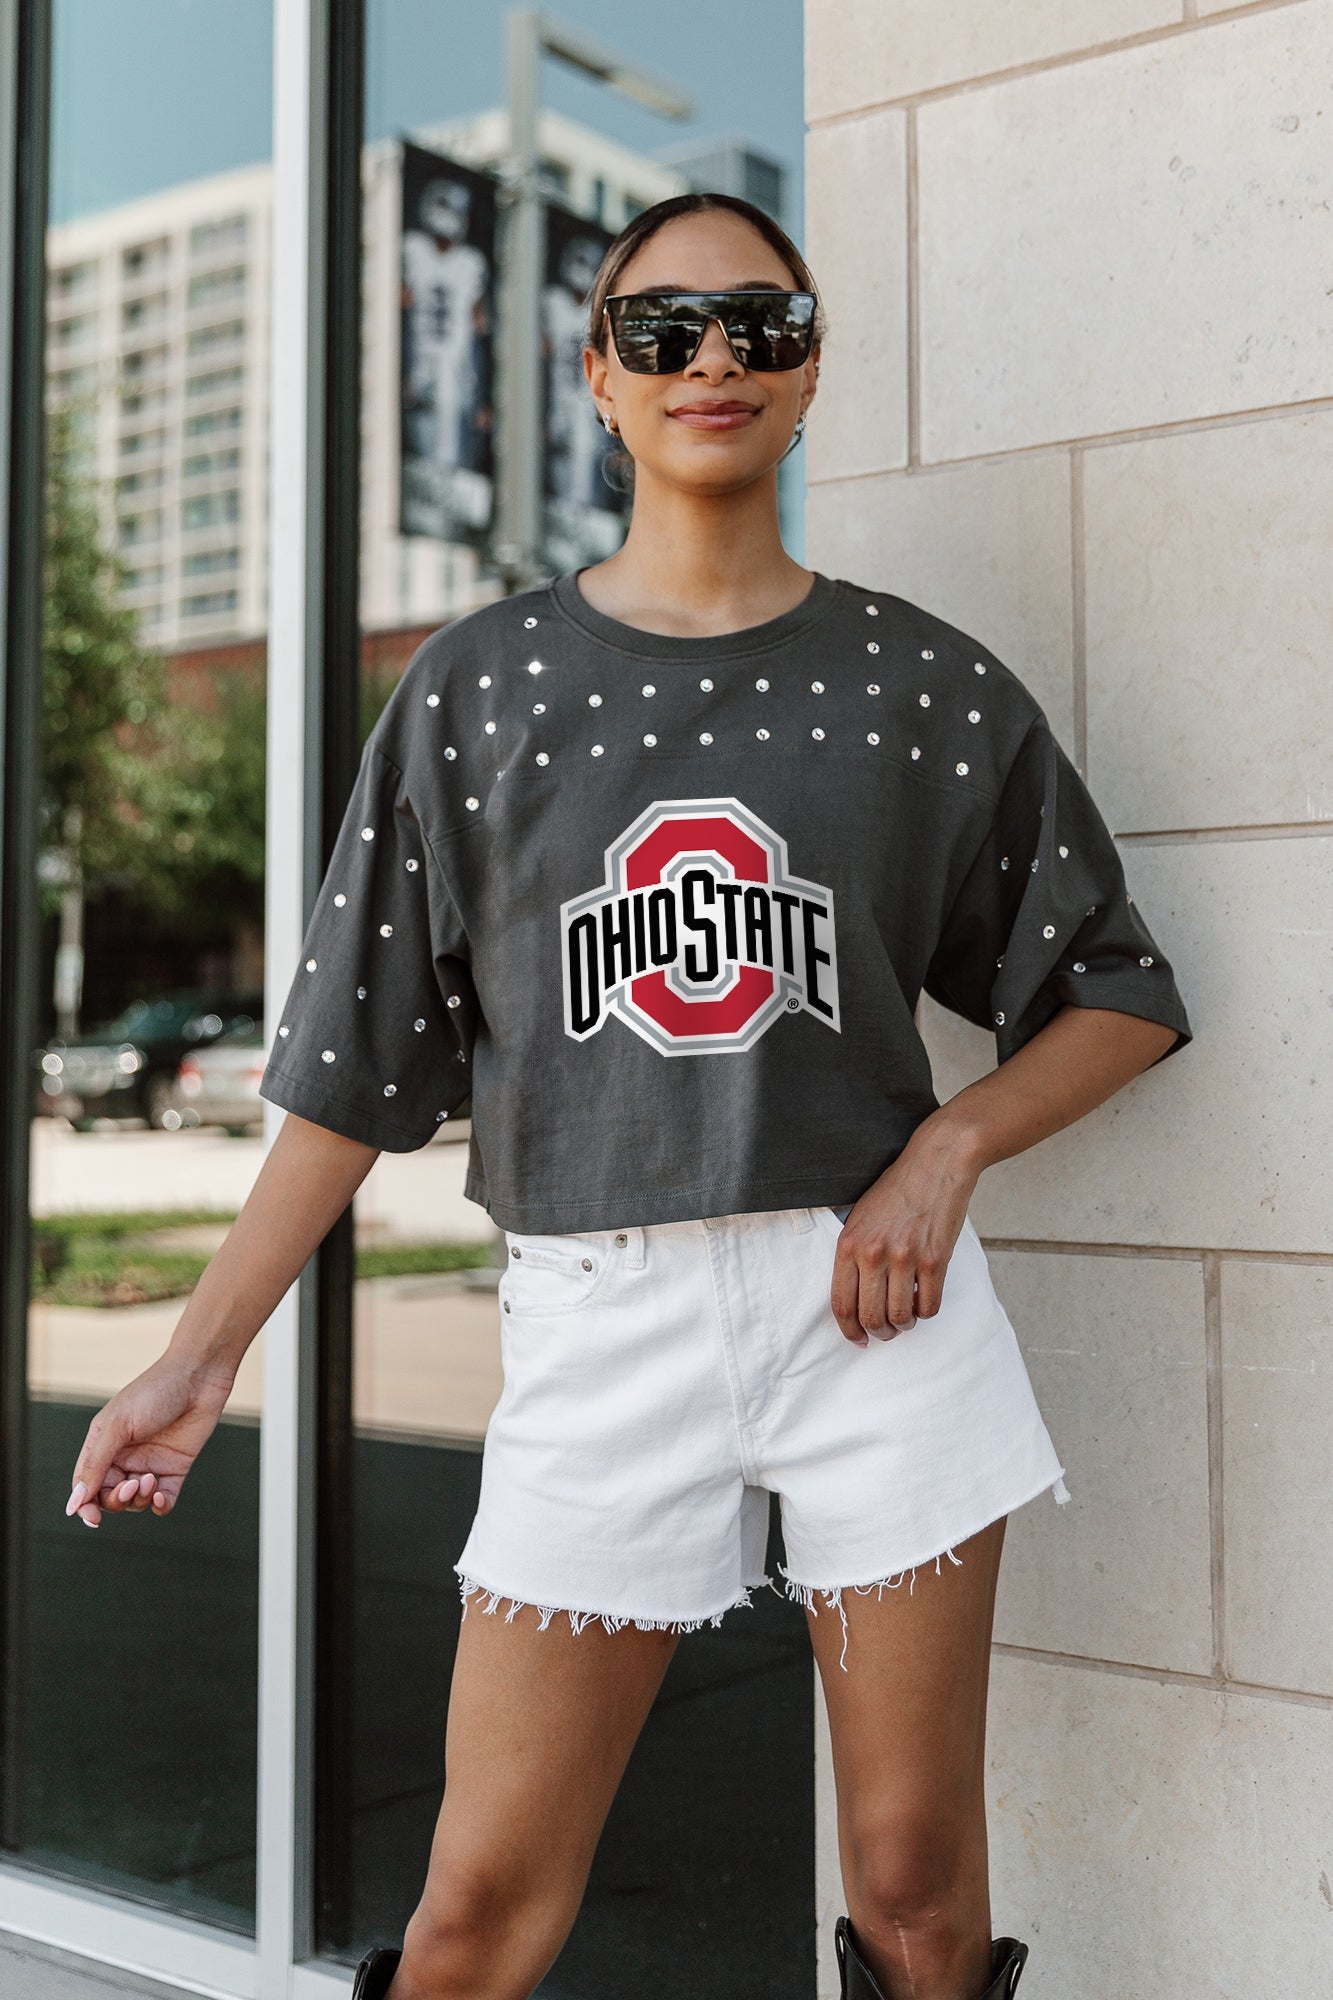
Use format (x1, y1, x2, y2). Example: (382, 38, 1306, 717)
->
(403, 1849, 580, 1989)
(844, 1799, 986, 1935)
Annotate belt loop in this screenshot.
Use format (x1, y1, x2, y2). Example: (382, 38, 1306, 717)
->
(789, 1207, 816, 1234)
(619, 1224, 646, 1267)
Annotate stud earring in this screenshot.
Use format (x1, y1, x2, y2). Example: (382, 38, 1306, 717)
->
(601, 411, 618, 435)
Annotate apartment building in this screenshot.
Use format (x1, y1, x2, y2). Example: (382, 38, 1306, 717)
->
(45, 115, 691, 651)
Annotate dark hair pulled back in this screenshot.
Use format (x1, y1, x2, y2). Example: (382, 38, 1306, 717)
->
(584, 190, 827, 353)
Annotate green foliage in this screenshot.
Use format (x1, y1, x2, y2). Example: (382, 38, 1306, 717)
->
(33, 1204, 240, 1246)
(39, 1247, 213, 1310)
(41, 396, 266, 933)
(30, 1205, 495, 1308)
(41, 394, 413, 955)
(41, 398, 169, 903)
(351, 1240, 497, 1281)
(109, 659, 267, 932)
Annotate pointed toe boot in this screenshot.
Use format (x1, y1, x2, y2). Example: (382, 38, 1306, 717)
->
(351, 1944, 402, 1999)
(835, 1913, 1029, 2000)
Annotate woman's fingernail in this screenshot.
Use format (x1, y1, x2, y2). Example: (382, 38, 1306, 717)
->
(66, 1482, 87, 1516)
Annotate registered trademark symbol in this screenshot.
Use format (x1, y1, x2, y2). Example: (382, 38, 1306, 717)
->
(786, 997, 800, 1010)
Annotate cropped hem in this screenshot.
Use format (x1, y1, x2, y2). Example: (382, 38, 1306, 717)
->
(462, 1159, 928, 1233)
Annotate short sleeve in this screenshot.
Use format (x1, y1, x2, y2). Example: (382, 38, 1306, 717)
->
(923, 710, 1192, 1070)
(258, 742, 476, 1150)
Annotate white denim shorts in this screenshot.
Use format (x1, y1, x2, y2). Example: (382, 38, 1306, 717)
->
(455, 1204, 1070, 1667)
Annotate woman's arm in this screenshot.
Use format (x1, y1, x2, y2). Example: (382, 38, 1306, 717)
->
(163, 1109, 381, 1384)
(830, 1006, 1180, 1346)
(925, 1003, 1181, 1175)
(65, 1113, 380, 1526)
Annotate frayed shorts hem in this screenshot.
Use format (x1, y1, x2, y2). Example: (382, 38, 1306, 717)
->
(456, 1470, 1071, 1666)
(455, 1569, 774, 1638)
(781, 1466, 1072, 1668)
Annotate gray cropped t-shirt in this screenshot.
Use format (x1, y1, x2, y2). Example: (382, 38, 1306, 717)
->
(258, 571, 1192, 1232)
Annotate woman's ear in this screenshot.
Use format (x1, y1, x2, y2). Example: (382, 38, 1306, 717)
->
(793, 341, 819, 427)
(583, 340, 610, 415)
(583, 342, 618, 434)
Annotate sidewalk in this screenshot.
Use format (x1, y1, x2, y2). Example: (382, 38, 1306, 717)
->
(29, 1116, 496, 1245)
(0, 1933, 197, 2000)
(29, 1274, 505, 1440)
(28, 1114, 505, 1440)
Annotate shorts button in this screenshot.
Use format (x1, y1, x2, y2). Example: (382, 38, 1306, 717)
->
(581, 1257, 593, 1271)
(503, 1300, 511, 1311)
(511, 1246, 521, 1258)
(614, 1232, 627, 1247)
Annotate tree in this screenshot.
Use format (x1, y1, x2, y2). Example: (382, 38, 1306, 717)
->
(41, 394, 267, 1029)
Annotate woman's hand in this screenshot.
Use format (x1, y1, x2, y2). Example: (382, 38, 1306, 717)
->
(830, 1115, 984, 1347)
(63, 1357, 235, 1528)
(829, 1009, 1181, 1348)
(58, 1116, 383, 1529)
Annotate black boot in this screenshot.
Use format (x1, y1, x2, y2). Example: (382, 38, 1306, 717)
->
(351, 1944, 402, 1999)
(835, 1914, 1029, 2000)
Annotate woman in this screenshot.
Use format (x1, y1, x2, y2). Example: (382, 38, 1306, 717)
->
(65, 192, 1192, 2000)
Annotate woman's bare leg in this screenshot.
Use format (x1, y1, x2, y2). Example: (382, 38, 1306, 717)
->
(386, 1604, 678, 2000)
(809, 1514, 1008, 2000)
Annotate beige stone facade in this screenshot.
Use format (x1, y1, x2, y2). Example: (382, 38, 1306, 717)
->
(804, 2, 1333, 1991)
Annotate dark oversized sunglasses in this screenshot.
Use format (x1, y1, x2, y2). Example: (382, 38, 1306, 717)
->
(602, 289, 817, 375)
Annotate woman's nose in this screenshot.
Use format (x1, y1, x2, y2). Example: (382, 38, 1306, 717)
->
(685, 317, 744, 377)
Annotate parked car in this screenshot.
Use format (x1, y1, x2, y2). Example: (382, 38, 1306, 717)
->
(35, 989, 263, 1131)
(174, 1021, 267, 1134)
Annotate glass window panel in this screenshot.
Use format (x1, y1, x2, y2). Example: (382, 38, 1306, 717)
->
(10, 0, 275, 1935)
(322, 5, 814, 1991)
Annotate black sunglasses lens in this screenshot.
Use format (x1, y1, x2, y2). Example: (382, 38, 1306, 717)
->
(722, 294, 815, 370)
(607, 293, 815, 373)
(607, 298, 705, 374)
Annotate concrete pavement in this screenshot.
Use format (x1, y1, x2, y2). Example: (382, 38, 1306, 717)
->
(29, 1115, 496, 1244)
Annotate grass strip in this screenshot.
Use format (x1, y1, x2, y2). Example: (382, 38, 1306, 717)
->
(31, 1209, 496, 1308)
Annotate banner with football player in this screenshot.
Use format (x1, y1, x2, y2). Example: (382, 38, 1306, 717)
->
(540, 202, 629, 572)
(398, 141, 497, 544)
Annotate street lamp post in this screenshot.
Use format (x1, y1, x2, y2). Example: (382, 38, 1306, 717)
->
(494, 8, 694, 591)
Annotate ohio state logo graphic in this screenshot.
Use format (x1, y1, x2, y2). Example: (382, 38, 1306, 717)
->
(561, 797, 840, 1054)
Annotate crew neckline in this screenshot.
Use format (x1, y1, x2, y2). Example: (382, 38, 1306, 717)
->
(548, 567, 842, 661)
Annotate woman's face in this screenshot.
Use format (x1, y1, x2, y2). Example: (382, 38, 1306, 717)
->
(583, 209, 819, 500)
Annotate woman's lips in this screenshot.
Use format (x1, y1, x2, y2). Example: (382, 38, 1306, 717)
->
(667, 402, 762, 430)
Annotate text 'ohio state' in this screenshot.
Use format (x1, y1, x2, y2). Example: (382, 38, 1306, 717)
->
(563, 865, 836, 1034)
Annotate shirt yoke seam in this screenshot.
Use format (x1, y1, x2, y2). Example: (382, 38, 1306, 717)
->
(365, 743, 478, 939)
(415, 749, 1002, 832)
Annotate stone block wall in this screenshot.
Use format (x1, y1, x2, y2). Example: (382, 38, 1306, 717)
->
(803, 4, 1333, 1992)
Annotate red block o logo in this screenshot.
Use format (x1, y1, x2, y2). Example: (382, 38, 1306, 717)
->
(561, 797, 840, 1056)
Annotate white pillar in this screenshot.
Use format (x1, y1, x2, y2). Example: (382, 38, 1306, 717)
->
(259, 0, 328, 1988)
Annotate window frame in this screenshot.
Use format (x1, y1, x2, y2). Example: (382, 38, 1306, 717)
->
(0, 3, 367, 1991)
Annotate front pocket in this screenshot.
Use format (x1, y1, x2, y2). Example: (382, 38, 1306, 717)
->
(499, 1228, 614, 1316)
